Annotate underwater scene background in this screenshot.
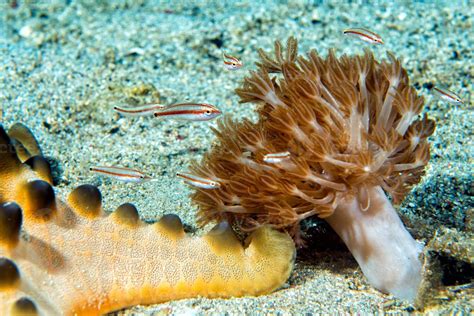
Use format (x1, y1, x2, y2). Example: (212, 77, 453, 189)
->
(0, 0, 472, 314)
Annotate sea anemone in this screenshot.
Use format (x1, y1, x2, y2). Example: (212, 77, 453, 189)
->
(189, 37, 435, 301)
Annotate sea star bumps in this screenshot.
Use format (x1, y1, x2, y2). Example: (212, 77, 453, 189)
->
(0, 123, 295, 315)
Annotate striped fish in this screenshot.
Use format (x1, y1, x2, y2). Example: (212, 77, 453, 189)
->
(153, 103, 221, 121)
(343, 28, 384, 45)
(223, 52, 243, 70)
(263, 151, 291, 164)
(90, 166, 153, 183)
(432, 86, 464, 105)
(176, 172, 221, 189)
(113, 103, 164, 116)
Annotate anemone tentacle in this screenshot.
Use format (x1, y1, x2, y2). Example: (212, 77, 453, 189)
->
(190, 37, 435, 301)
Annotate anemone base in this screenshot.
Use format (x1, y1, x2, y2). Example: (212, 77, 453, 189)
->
(325, 186, 423, 301)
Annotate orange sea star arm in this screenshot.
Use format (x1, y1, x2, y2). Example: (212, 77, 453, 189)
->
(0, 124, 295, 316)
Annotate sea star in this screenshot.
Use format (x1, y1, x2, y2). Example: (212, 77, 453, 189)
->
(0, 123, 295, 315)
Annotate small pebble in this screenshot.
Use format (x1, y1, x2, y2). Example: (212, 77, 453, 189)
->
(19, 25, 33, 38)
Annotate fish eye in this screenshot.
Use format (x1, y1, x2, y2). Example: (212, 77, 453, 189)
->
(205, 110, 211, 115)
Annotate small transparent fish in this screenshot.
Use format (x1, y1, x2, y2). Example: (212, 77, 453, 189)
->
(223, 52, 243, 70)
(90, 166, 153, 183)
(153, 103, 221, 121)
(263, 151, 291, 163)
(114, 103, 164, 116)
(343, 28, 384, 45)
(176, 172, 221, 189)
(432, 86, 464, 105)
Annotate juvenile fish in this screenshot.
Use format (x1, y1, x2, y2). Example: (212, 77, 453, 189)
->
(90, 166, 152, 183)
(263, 151, 291, 163)
(176, 172, 221, 189)
(432, 86, 464, 105)
(153, 103, 221, 121)
(223, 52, 243, 70)
(343, 28, 384, 45)
(114, 103, 164, 116)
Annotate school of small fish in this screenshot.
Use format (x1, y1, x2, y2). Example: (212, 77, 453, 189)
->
(90, 30, 463, 188)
